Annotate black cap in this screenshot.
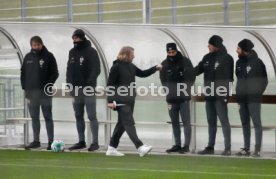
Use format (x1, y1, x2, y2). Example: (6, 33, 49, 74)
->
(208, 35, 223, 48)
(166, 43, 177, 52)
(72, 29, 86, 41)
(238, 39, 254, 52)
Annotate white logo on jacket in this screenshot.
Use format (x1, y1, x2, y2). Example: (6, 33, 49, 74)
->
(246, 65, 252, 74)
(80, 56, 84, 65)
(69, 57, 75, 63)
(214, 61, 220, 70)
(39, 59, 44, 68)
(204, 61, 209, 67)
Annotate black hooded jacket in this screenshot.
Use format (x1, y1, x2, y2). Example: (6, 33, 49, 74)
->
(235, 50, 268, 103)
(66, 40, 101, 96)
(107, 60, 157, 105)
(160, 51, 195, 103)
(194, 47, 234, 101)
(20, 46, 59, 99)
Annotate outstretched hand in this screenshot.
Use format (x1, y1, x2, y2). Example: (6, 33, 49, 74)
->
(107, 103, 116, 110)
(156, 64, 163, 71)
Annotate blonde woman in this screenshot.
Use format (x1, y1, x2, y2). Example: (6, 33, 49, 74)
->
(106, 46, 162, 157)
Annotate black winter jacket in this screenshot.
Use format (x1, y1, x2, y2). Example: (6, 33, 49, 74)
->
(107, 60, 157, 105)
(160, 51, 195, 103)
(20, 46, 59, 99)
(235, 51, 268, 103)
(66, 40, 101, 96)
(194, 47, 234, 101)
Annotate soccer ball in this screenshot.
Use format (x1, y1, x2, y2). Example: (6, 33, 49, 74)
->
(51, 140, 65, 152)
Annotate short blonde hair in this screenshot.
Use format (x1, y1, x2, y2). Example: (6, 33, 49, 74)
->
(117, 46, 134, 62)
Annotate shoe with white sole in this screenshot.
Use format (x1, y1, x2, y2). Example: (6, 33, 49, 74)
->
(106, 146, 125, 156)
(138, 145, 152, 157)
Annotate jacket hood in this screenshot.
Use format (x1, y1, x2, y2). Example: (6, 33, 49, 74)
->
(113, 59, 119, 65)
(211, 46, 227, 56)
(248, 50, 258, 58)
(238, 49, 258, 60)
(113, 59, 132, 65)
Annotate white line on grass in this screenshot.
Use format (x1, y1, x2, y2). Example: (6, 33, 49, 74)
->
(0, 163, 275, 178)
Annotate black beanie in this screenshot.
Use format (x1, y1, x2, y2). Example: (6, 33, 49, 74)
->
(166, 43, 177, 52)
(208, 35, 223, 48)
(238, 39, 254, 52)
(72, 29, 86, 40)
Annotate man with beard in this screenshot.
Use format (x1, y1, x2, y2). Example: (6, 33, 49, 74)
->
(159, 43, 195, 154)
(235, 39, 268, 157)
(195, 35, 233, 156)
(21, 36, 59, 150)
(66, 29, 101, 151)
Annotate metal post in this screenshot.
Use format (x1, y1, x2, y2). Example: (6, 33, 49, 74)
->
(191, 100, 196, 153)
(245, 0, 250, 26)
(97, 0, 103, 23)
(67, 0, 73, 22)
(21, 0, 26, 22)
(6, 79, 12, 119)
(24, 123, 29, 145)
(223, 0, 229, 25)
(275, 131, 276, 152)
(143, 0, 151, 24)
(172, 0, 177, 24)
(2, 84, 7, 135)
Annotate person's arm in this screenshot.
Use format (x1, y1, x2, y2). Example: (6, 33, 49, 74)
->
(184, 58, 196, 85)
(48, 53, 59, 84)
(135, 64, 158, 78)
(230, 57, 234, 82)
(235, 60, 239, 77)
(159, 61, 166, 86)
(107, 65, 119, 109)
(194, 59, 204, 76)
(66, 52, 72, 84)
(87, 49, 101, 87)
(260, 60, 268, 94)
(20, 57, 26, 90)
(225, 55, 234, 82)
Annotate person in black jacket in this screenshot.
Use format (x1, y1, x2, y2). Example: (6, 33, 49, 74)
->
(20, 36, 59, 150)
(66, 29, 101, 151)
(159, 43, 195, 154)
(235, 39, 268, 157)
(105, 46, 162, 157)
(195, 35, 233, 155)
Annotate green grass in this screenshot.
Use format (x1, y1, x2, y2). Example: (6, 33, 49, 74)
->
(1, 0, 276, 25)
(0, 150, 276, 179)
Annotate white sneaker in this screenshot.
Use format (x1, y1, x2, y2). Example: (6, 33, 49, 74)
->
(138, 145, 152, 157)
(106, 146, 125, 156)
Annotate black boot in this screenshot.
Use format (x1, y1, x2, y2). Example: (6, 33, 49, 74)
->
(166, 145, 181, 153)
(47, 141, 53, 150)
(88, 143, 99, 151)
(179, 145, 190, 154)
(197, 147, 214, 155)
(69, 141, 86, 150)
(25, 141, 41, 150)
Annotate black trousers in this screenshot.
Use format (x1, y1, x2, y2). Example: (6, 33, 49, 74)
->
(28, 97, 54, 142)
(168, 101, 191, 147)
(239, 102, 262, 152)
(109, 102, 143, 149)
(72, 95, 98, 144)
(205, 100, 231, 150)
